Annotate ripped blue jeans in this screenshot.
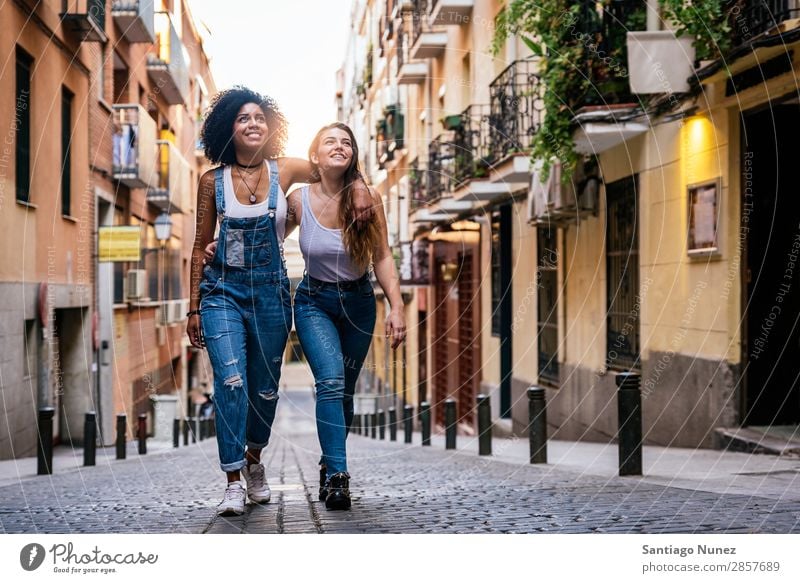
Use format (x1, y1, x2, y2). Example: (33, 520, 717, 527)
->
(200, 269, 292, 472)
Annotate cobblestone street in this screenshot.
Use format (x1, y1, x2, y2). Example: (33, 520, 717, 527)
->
(0, 380, 800, 533)
(1, 384, 799, 534)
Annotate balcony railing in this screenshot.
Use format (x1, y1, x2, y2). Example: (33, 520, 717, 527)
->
(112, 104, 157, 189)
(377, 104, 405, 168)
(411, 0, 429, 48)
(572, 0, 646, 107)
(427, 133, 456, 203)
(488, 58, 545, 163)
(730, 0, 800, 47)
(111, 0, 155, 43)
(147, 140, 191, 214)
(61, 0, 107, 42)
(409, 157, 427, 210)
(452, 104, 493, 187)
(147, 12, 190, 105)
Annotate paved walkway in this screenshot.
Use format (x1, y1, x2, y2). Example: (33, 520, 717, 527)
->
(1, 365, 799, 534)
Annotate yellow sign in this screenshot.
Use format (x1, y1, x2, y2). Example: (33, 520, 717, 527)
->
(98, 226, 142, 262)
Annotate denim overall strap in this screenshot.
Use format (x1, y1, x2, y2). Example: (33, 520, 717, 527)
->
(214, 166, 225, 215)
(267, 159, 279, 212)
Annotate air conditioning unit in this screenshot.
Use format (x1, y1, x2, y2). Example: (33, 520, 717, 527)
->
(126, 269, 147, 300)
(170, 299, 187, 323)
(157, 301, 171, 326)
(528, 158, 600, 225)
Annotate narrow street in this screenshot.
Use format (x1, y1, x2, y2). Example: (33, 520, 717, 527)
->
(2, 368, 798, 534)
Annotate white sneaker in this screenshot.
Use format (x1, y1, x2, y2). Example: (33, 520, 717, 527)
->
(216, 480, 246, 516)
(241, 463, 271, 503)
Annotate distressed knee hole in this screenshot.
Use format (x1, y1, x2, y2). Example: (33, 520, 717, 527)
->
(258, 389, 279, 401)
(223, 373, 243, 388)
(223, 357, 239, 366)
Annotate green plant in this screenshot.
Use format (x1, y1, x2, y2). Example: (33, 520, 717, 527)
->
(659, 0, 731, 61)
(493, 0, 586, 183)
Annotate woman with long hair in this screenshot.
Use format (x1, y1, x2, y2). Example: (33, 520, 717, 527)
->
(287, 122, 406, 510)
(187, 89, 373, 516)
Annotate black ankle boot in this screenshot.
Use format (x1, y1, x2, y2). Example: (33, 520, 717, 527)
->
(318, 465, 327, 501)
(324, 472, 351, 510)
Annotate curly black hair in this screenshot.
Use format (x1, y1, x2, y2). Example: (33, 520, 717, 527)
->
(200, 86, 288, 164)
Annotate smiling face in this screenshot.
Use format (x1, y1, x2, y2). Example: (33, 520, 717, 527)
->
(231, 102, 269, 154)
(310, 127, 355, 177)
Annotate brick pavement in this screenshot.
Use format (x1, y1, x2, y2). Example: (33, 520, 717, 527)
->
(1, 385, 799, 534)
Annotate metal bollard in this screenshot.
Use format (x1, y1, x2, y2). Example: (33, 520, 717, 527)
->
(182, 418, 189, 446)
(137, 414, 147, 455)
(84, 412, 97, 467)
(173, 419, 180, 448)
(477, 394, 492, 456)
(445, 399, 457, 450)
(403, 405, 413, 443)
(616, 372, 643, 476)
(37, 407, 55, 475)
(116, 414, 127, 460)
(527, 387, 547, 464)
(388, 407, 397, 441)
(371, 412, 377, 439)
(420, 401, 431, 446)
(378, 409, 386, 440)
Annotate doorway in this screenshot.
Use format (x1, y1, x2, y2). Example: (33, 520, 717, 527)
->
(741, 101, 800, 426)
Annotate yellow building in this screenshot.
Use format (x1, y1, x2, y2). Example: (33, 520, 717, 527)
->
(346, 0, 800, 449)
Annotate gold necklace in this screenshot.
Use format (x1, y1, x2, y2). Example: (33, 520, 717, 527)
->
(235, 163, 264, 204)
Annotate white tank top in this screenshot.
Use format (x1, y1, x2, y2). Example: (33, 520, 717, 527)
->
(223, 162, 287, 242)
(298, 185, 364, 282)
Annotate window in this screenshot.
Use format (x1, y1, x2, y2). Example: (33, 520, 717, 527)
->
(15, 47, 33, 203)
(61, 87, 74, 216)
(606, 175, 641, 371)
(537, 226, 559, 384)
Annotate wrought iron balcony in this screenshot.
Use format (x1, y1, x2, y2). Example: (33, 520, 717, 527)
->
(147, 140, 191, 214)
(410, 0, 447, 59)
(376, 104, 405, 169)
(61, 0, 107, 42)
(427, 133, 456, 204)
(147, 12, 190, 105)
(409, 157, 427, 210)
(397, 16, 429, 84)
(572, 0, 646, 107)
(451, 104, 493, 188)
(111, 0, 155, 43)
(730, 0, 800, 47)
(112, 104, 157, 189)
(488, 58, 545, 164)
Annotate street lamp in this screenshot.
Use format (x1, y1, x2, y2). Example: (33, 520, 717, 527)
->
(154, 213, 172, 243)
(154, 213, 172, 319)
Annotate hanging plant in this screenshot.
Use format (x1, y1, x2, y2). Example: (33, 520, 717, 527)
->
(658, 0, 732, 62)
(493, 1, 655, 182)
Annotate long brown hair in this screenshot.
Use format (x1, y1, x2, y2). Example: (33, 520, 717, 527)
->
(308, 123, 381, 272)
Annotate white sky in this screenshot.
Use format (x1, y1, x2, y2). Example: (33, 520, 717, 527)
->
(187, 0, 352, 158)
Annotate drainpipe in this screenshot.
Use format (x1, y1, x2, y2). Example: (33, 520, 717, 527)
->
(647, 0, 661, 32)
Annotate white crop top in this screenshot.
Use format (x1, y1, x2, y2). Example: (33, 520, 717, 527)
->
(223, 162, 287, 242)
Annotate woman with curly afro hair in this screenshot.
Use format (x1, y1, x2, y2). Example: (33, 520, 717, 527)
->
(187, 87, 374, 516)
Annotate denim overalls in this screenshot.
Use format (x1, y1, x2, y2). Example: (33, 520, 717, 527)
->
(200, 160, 292, 473)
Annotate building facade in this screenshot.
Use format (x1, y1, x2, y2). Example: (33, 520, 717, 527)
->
(0, 0, 215, 459)
(342, 0, 800, 448)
